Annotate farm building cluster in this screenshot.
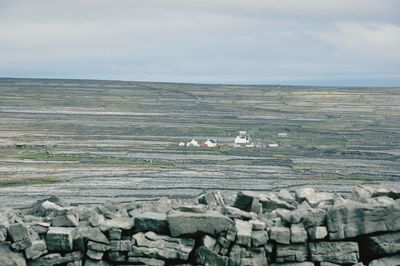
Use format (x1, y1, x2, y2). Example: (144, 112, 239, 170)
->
(178, 131, 288, 148)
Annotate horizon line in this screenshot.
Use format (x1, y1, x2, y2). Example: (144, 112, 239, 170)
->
(0, 76, 399, 89)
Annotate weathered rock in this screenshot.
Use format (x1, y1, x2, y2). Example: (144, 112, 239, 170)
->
(270, 226, 291, 244)
(107, 228, 122, 240)
(107, 251, 126, 262)
(221, 206, 258, 221)
(307, 226, 328, 240)
(28, 251, 82, 266)
(46, 227, 75, 252)
(83, 259, 111, 266)
(276, 243, 309, 262)
(278, 189, 297, 205)
(309, 241, 359, 264)
(52, 214, 79, 227)
(249, 220, 266, 231)
(358, 231, 400, 261)
(251, 230, 268, 247)
(30, 222, 50, 236)
(32, 196, 69, 217)
(127, 256, 164, 266)
(234, 191, 296, 213)
(230, 247, 268, 266)
(66, 261, 82, 266)
(134, 212, 168, 233)
(168, 210, 233, 237)
(270, 262, 314, 266)
(235, 219, 252, 247)
(0, 225, 7, 241)
(283, 201, 327, 227)
(110, 240, 132, 251)
(11, 238, 32, 251)
(295, 187, 333, 207)
(327, 198, 400, 240)
(197, 191, 226, 208)
(87, 241, 110, 252)
(99, 217, 135, 231)
(0, 242, 26, 266)
(87, 249, 103, 260)
(290, 224, 307, 243)
(353, 186, 400, 201)
(319, 262, 341, 266)
(74, 227, 109, 245)
(217, 235, 230, 250)
(130, 231, 195, 260)
(25, 240, 47, 260)
(226, 223, 237, 242)
(88, 213, 105, 227)
(368, 254, 400, 266)
(176, 204, 208, 213)
(195, 245, 229, 266)
(8, 223, 30, 243)
(202, 235, 216, 249)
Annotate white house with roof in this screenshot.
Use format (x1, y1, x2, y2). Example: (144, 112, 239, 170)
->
(234, 131, 251, 145)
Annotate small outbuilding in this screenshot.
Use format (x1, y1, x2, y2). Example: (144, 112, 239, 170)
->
(186, 139, 200, 147)
(203, 139, 218, 148)
(178, 142, 185, 147)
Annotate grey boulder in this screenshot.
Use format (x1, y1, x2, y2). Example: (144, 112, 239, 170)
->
(168, 210, 233, 237)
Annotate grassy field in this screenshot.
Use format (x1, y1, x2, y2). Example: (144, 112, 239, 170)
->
(0, 78, 399, 205)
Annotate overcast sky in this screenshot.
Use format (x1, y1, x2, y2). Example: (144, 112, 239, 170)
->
(0, 0, 399, 86)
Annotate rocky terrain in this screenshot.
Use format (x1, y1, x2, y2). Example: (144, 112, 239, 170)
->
(0, 185, 399, 265)
(0, 78, 400, 205)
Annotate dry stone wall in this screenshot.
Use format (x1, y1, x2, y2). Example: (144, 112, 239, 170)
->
(0, 186, 400, 266)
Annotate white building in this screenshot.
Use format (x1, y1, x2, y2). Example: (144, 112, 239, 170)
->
(269, 143, 279, 147)
(203, 139, 217, 148)
(178, 142, 185, 147)
(234, 131, 251, 145)
(278, 132, 288, 137)
(186, 139, 200, 147)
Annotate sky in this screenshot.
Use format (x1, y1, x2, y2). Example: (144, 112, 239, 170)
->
(0, 0, 399, 86)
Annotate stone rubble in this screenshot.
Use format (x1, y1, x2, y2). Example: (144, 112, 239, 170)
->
(0, 185, 399, 265)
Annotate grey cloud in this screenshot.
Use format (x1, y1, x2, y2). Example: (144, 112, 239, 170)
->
(0, 0, 399, 86)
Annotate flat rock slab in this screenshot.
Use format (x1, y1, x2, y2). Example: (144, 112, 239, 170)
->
(27, 251, 82, 266)
(327, 198, 400, 240)
(309, 241, 359, 264)
(168, 210, 233, 237)
(134, 212, 168, 233)
(276, 243, 309, 263)
(99, 217, 135, 231)
(369, 254, 400, 266)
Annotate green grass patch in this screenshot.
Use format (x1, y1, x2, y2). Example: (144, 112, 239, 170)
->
(0, 176, 59, 188)
(272, 153, 288, 159)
